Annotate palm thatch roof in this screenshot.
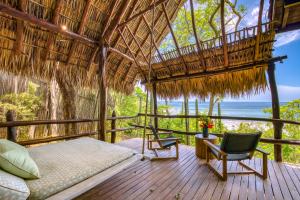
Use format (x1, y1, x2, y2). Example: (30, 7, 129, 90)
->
(0, 0, 282, 99)
(0, 0, 185, 94)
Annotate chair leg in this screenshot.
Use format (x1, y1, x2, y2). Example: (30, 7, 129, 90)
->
(222, 155, 227, 181)
(175, 141, 179, 159)
(263, 154, 268, 179)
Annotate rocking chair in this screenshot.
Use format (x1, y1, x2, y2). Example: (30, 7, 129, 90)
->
(204, 132, 269, 181)
(147, 125, 180, 160)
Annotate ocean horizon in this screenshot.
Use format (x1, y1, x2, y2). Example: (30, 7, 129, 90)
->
(158, 101, 287, 118)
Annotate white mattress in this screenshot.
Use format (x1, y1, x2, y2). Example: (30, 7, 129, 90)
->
(25, 137, 137, 200)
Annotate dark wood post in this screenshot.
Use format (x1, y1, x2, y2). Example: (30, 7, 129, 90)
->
(267, 63, 283, 162)
(6, 110, 17, 142)
(98, 43, 108, 141)
(184, 95, 190, 145)
(152, 83, 158, 129)
(111, 111, 116, 143)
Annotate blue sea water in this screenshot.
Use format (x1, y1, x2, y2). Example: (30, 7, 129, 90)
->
(158, 101, 287, 118)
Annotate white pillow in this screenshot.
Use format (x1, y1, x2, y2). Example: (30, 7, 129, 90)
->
(0, 169, 30, 200)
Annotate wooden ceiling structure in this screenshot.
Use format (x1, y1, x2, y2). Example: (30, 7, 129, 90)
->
(271, 0, 300, 32)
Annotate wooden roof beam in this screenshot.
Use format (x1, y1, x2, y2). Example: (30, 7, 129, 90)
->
(162, 3, 189, 74)
(0, 3, 98, 46)
(221, 0, 229, 67)
(125, 25, 148, 63)
(103, 0, 132, 44)
(13, 0, 27, 55)
(42, 0, 64, 60)
(118, 28, 147, 81)
(118, 0, 169, 28)
(108, 47, 147, 66)
(112, 15, 144, 82)
(142, 15, 172, 76)
(67, 0, 93, 65)
(189, 0, 206, 69)
(142, 56, 287, 84)
(255, 0, 264, 60)
(282, 7, 289, 28)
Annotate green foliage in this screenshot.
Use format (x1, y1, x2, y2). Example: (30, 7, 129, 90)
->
(0, 82, 42, 121)
(160, 0, 246, 51)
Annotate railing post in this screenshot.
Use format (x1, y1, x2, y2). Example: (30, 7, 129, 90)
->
(111, 111, 116, 143)
(6, 110, 17, 142)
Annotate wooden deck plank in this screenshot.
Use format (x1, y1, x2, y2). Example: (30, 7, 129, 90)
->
(76, 138, 300, 200)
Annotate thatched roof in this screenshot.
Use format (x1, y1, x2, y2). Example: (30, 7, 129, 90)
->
(0, 0, 185, 94)
(0, 0, 280, 99)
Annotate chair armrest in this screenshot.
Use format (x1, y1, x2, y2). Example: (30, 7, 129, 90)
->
(203, 140, 227, 156)
(256, 148, 270, 155)
(157, 138, 180, 142)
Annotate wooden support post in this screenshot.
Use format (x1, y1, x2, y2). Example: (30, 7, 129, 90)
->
(111, 111, 116, 143)
(14, 0, 26, 55)
(255, 0, 264, 60)
(152, 83, 158, 129)
(184, 95, 190, 145)
(267, 63, 283, 162)
(98, 43, 108, 141)
(221, 0, 228, 67)
(6, 110, 17, 142)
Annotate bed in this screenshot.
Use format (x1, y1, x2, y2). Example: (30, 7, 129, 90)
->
(24, 137, 140, 200)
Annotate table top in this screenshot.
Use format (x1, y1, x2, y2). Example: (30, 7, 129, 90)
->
(195, 134, 218, 140)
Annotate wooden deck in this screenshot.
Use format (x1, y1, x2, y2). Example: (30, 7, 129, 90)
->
(76, 138, 300, 200)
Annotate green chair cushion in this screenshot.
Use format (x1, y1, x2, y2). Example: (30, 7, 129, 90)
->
(0, 139, 40, 179)
(210, 145, 250, 161)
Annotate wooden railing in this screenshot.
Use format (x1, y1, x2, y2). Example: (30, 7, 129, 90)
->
(0, 111, 139, 146)
(152, 22, 274, 64)
(136, 113, 300, 146)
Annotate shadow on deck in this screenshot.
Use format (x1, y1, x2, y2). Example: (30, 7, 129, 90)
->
(76, 138, 300, 200)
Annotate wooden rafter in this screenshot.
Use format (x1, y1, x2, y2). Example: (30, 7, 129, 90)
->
(13, 0, 27, 55)
(118, 0, 168, 28)
(103, 0, 132, 44)
(282, 7, 289, 28)
(118, 29, 147, 81)
(109, 47, 147, 66)
(189, 0, 206, 69)
(67, 0, 93, 65)
(112, 8, 143, 82)
(101, 0, 119, 37)
(125, 25, 148, 63)
(42, 0, 64, 60)
(162, 3, 188, 74)
(142, 56, 287, 84)
(255, 0, 264, 60)
(142, 15, 172, 76)
(0, 3, 97, 45)
(86, 0, 120, 74)
(221, 0, 229, 67)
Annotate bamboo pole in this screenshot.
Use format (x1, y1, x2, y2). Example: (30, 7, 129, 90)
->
(255, 0, 264, 60)
(153, 83, 158, 129)
(13, 0, 26, 55)
(184, 95, 190, 145)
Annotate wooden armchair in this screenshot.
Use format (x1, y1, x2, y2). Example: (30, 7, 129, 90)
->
(147, 125, 180, 160)
(204, 132, 269, 181)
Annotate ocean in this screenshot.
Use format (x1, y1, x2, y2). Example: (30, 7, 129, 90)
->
(158, 101, 287, 118)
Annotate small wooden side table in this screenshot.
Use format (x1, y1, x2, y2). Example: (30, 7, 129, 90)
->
(195, 134, 218, 159)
